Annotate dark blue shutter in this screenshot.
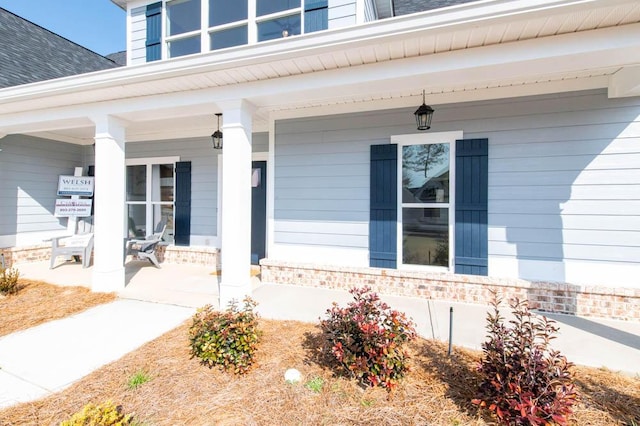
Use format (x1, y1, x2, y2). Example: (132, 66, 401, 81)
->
(455, 138, 488, 275)
(305, 0, 328, 33)
(174, 161, 191, 246)
(146, 2, 162, 62)
(369, 144, 397, 268)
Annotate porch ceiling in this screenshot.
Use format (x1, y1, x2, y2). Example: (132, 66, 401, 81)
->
(1, 0, 639, 144)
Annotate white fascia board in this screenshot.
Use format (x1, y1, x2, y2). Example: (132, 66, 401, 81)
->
(0, 0, 629, 107)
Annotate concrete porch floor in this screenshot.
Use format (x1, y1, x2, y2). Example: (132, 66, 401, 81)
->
(14, 259, 222, 308)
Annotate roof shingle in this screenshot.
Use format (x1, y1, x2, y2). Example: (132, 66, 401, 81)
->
(0, 7, 120, 89)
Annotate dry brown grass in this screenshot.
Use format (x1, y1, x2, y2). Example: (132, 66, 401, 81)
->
(1, 318, 638, 426)
(0, 279, 116, 337)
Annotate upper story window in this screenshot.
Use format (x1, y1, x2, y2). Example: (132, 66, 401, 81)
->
(159, 0, 327, 59)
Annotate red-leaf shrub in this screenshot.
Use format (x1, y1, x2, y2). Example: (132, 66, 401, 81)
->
(320, 286, 417, 392)
(473, 295, 577, 425)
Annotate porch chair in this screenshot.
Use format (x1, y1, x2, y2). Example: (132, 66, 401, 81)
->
(125, 219, 167, 268)
(49, 217, 94, 269)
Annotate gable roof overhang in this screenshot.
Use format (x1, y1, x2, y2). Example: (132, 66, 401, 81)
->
(2, 0, 640, 144)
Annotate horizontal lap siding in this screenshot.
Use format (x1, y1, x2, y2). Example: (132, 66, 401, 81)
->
(275, 115, 407, 252)
(130, 6, 146, 65)
(0, 135, 83, 243)
(274, 89, 640, 271)
(451, 90, 640, 266)
(328, 0, 357, 29)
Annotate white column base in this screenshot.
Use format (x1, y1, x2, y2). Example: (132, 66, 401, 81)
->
(92, 267, 126, 293)
(219, 281, 252, 309)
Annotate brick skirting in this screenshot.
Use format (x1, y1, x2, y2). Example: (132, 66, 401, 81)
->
(260, 259, 640, 322)
(1, 244, 220, 270)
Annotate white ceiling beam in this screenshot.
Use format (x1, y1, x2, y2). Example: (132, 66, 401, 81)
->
(608, 65, 640, 98)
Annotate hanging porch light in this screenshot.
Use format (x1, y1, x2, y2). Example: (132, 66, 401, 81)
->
(211, 113, 223, 150)
(414, 90, 434, 131)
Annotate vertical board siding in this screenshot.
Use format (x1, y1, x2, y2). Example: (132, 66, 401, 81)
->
(174, 161, 191, 246)
(369, 144, 397, 268)
(455, 138, 488, 275)
(145, 2, 162, 62)
(274, 89, 640, 275)
(130, 6, 147, 65)
(0, 135, 83, 245)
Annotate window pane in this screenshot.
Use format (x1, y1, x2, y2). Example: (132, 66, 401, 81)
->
(258, 14, 301, 41)
(167, 0, 201, 36)
(126, 165, 146, 201)
(127, 204, 146, 238)
(210, 25, 248, 50)
(402, 143, 450, 204)
(402, 208, 448, 267)
(209, 0, 247, 26)
(168, 36, 200, 58)
(154, 204, 174, 244)
(151, 164, 174, 202)
(257, 0, 300, 16)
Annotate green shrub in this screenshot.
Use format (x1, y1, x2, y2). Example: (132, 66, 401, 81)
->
(320, 286, 417, 392)
(472, 294, 577, 425)
(61, 400, 133, 426)
(127, 370, 151, 390)
(0, 267, 20, 295)
(189, 297, 261, 375)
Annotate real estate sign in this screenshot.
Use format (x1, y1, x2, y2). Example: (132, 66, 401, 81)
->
(57, 176, 94, 196)
(54, 199, 93, 217)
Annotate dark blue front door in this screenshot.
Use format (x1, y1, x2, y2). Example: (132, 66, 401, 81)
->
(251, 161, 267, 265)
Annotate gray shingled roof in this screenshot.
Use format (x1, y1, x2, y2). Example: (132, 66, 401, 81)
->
(0, 8, 121, 89)
(393, 0, 481, 16)
(106, 51, 127, 66)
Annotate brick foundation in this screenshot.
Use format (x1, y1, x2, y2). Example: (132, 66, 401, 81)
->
(1, 245, 52, 268)
(260, 259, 640, 322)
(155, 245, 220, 268)
(1, 244, 220, 270)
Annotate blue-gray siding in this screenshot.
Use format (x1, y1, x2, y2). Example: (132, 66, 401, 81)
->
(130, 6, 147, 65)
(274, 89, 640, 269)
(329, 0, 357, 28)
(0, 135, 82, 245)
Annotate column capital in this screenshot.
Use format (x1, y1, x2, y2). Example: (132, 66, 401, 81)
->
(217, 99, 257, 129)
(90, 115, 128, 141)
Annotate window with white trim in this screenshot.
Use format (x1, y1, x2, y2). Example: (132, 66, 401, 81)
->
(163, 0, 328, 58)
(394, 133, 459, 270)
(126, 157, 179, 243)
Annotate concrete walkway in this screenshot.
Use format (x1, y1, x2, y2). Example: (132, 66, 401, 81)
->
(1, 261, 639, 409)
(0, 299, 194, 408)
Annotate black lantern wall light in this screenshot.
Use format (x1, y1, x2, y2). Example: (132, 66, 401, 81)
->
(211, 113, 223, 150)
(414, 90, 434, 131)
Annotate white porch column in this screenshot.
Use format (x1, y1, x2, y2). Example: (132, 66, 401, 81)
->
(91, 116, 126, 292)
(220, 100, 255, 307)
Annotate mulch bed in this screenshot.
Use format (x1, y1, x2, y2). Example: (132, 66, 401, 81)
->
(0, 279, 116, 337)
(1, 318, 638, 426)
